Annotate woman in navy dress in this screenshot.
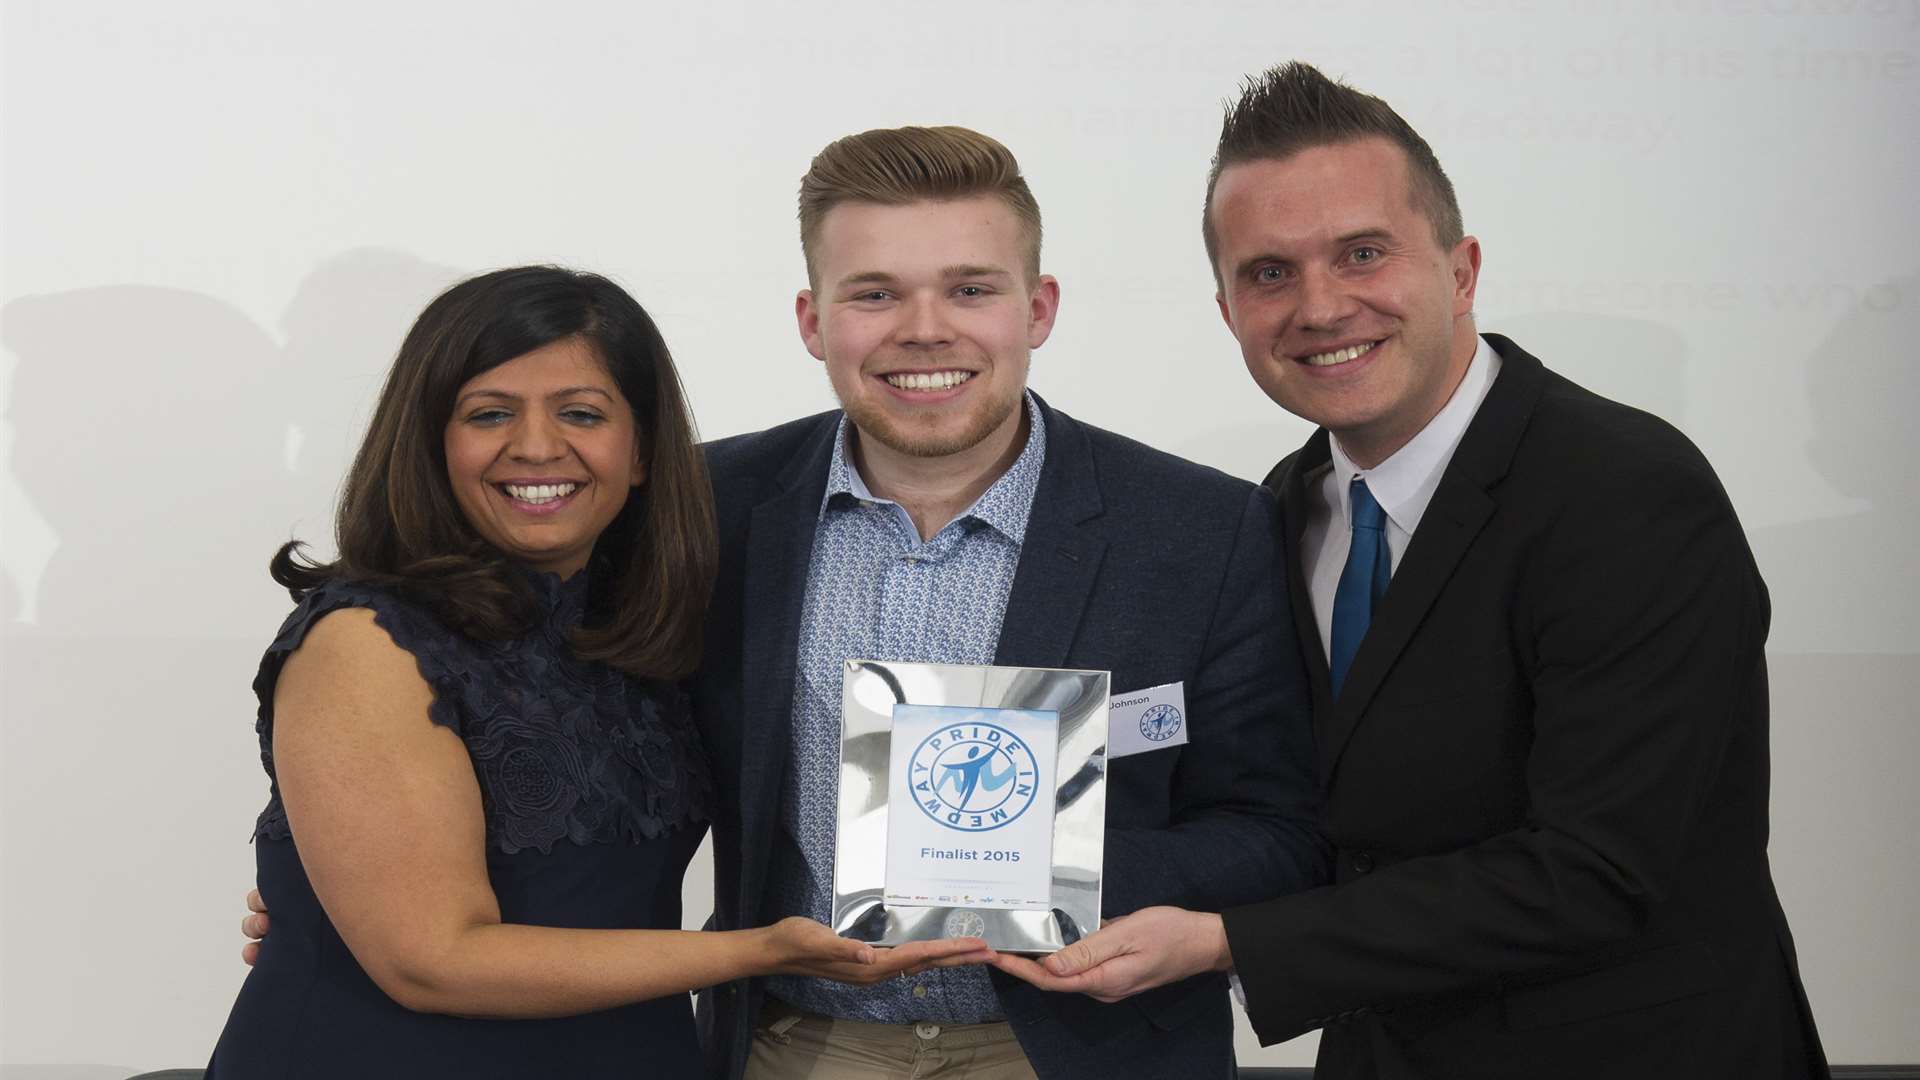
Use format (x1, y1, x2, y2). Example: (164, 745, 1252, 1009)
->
(207, 267, 963, 1078)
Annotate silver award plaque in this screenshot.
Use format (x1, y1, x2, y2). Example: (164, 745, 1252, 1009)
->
(832, 660, 1108, 954)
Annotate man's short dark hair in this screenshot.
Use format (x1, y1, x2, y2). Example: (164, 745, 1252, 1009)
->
(1203, 61, 1464, 286)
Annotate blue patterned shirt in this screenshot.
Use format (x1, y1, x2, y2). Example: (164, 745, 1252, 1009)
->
(765, 394, 1047, 1024)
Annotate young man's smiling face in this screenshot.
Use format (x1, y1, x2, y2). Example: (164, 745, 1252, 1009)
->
(1210, 137, 1481, 468)
(797, 195, 1059, 467)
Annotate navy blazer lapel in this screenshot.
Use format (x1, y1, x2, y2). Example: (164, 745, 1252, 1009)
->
(737, 414, 837, 887)
(1321, 336, 1548, 772)
(995, 397, 1106, 670)
(1266, 431, 1337, 766)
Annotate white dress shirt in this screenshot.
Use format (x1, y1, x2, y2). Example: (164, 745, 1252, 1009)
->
(1299, 335, 1503, 658)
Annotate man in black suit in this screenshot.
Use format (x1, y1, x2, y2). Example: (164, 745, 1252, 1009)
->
(993, 62, 1829, 1080)
(693, 125, 1327, 1079)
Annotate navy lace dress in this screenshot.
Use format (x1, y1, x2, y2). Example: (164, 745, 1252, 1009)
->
(208, 571, 711, 1078)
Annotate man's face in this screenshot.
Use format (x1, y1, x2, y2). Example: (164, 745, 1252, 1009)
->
(1210, 137, 1481, 467)
(797, 196, 1058, 462)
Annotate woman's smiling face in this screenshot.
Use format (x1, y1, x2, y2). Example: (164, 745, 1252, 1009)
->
(443, 335, 645, 578)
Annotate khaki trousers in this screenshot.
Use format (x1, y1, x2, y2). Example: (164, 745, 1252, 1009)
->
(745, 998, 1039, 1080)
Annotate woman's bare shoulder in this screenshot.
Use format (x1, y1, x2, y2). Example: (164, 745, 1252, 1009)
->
(277, 606, 435, 723)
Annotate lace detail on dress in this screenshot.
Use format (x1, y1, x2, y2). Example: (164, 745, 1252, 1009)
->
(251, 572, 711, 855)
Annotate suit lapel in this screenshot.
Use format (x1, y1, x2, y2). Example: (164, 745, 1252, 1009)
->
(995, 397, 1106, 669)
(737, 417, 836, 901)
(1314, 336, 1550, 775)
(1267, 432, 1337, 761)
(1321, 477, 1495, 765)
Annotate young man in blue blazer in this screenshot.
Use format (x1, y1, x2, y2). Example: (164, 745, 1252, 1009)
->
(692, 125, 1327, 1080)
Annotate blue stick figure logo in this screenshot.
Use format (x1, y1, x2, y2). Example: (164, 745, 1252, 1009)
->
(908, 721, 1039, 832)
(1139, 704, 1183, 743)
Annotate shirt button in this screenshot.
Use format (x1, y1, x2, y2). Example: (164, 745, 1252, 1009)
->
(912, 984, 928, 999)
(915, 1022, 941, 1040)
(1351, 851, 1374, 874)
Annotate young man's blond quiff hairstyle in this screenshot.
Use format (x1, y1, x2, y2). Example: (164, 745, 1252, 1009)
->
(798, 126, 1044, 288)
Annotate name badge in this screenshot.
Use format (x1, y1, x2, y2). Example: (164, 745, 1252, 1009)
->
(1107, 681, 1188, 758)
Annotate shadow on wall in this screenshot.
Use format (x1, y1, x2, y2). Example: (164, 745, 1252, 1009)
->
(0, 251, 461, 1067)
(1748, 273, 1919, 655)
(1488, 313, 1688, 428)
(0, 249, 462, 637)
(1762, 273, 1920, 1053)
(3, 285, 287, 636)
(0, 562, 19, 628)
(275, 250, 468, 494)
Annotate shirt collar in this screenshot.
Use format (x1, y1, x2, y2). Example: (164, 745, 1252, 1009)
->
(1329, 334, 1502, 535)
(820, 391, 1047, 544)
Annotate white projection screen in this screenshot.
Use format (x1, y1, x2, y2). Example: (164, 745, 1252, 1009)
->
(2, 1, 1916, 1073)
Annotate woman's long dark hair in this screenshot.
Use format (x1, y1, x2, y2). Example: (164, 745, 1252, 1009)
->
(272, 266, 716, 679)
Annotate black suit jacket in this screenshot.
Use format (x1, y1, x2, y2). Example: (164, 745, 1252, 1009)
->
(1221, 337, 1829, 1080)
(692, 394, 1327, 1080)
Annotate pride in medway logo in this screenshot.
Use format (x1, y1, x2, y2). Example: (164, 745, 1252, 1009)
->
(908, 720, 1040, 832)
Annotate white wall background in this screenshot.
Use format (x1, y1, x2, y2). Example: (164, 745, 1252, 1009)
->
(2, 0, 1916, 1073)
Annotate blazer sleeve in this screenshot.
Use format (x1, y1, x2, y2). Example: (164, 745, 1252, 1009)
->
(1222, 456, 1768, 1043)
(1100, 486, 1331, 916)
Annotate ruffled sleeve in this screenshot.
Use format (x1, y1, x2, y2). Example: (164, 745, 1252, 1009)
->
(251, 579, 465, 841)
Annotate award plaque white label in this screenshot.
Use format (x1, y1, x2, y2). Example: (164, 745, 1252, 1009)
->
(883, 704, 1059, 911)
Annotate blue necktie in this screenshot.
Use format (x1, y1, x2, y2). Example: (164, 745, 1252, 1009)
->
(1329, 478, 1391, 699)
